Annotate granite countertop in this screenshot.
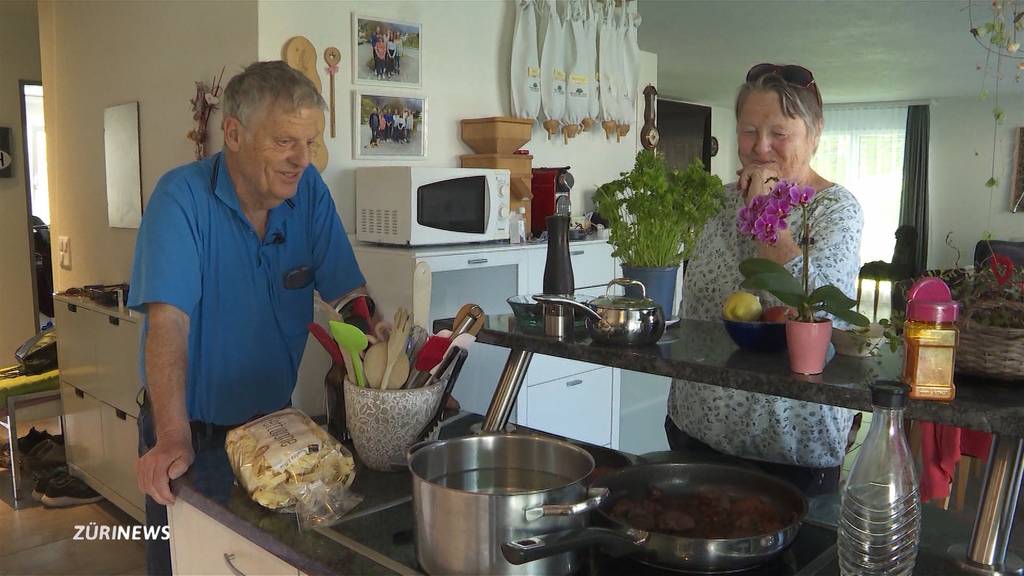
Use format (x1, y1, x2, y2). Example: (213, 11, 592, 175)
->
(434, 315, 1024, 436)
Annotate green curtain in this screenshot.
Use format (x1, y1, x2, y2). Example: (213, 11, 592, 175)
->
(899, 105, 929, 275)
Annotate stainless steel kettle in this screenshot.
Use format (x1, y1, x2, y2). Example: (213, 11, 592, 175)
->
(534, 279, 665, 346)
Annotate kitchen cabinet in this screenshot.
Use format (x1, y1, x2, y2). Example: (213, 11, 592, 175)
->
(54, 295, 145, 522)
(169, 498, 299, 576)
(525, 367, 614, 446)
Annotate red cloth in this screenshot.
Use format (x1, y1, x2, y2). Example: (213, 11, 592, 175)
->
(917, 422, 993, 503)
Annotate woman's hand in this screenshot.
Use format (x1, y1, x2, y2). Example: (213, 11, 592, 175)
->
(736, 165, 781, 204)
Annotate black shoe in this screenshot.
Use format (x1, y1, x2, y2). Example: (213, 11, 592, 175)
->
(17, 427, 47, 453)
(22, 439, 66, 474)
(32, 466, 68, 502)
(41, 474, 103, 507)
(0, 444, 10, 469)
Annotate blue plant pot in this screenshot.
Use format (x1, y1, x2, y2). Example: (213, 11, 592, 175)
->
(621, 265, 679, 319)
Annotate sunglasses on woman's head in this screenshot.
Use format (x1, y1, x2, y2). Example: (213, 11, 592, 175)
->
(746, 63, 822, 106)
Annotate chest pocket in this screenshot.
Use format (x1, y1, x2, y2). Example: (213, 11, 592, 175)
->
(276, 263, 315, 337)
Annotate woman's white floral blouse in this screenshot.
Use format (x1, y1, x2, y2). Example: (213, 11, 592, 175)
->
(668, 182, 864, 468)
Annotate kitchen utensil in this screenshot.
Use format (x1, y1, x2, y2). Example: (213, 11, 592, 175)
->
(502, 462, 807, 573)
(329, 321, 368, 387)
(534, 278, 665, 346)
(412, 260, 432, 328)
(382, 308, 411, 390)
(438, 333, 475, 368)
(345, 376, 445, 472)
(405, 325, 428, 362)
(414, 347, 469, 443)
(414, 308, 476, 374)
(307, 322, 346, 365)
(364, 341, 388, 389)
(408, 434, 596, 576)
(411, 316, 474, 389)
(322, 46, 340, 138)
(452, 303, 486, 336)
(281, 36, 328, 172)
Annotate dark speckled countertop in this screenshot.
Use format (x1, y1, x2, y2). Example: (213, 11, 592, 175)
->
(435, 315, 1024, 436)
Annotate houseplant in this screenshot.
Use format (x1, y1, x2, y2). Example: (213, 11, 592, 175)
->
(594, 150, 725, 318)
(737, 180, 870, 373)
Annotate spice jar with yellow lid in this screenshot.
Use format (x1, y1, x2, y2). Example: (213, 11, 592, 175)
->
(902, 277, 960, 401)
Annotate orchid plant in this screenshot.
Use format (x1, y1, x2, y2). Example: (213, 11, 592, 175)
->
(736, 179, 870, 327)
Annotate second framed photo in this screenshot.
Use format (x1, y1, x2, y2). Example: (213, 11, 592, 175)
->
(353, 91, 427, 160)
(352, 14, 422, 88)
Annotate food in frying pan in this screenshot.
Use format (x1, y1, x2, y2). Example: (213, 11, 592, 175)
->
(609, 485, 796, 539)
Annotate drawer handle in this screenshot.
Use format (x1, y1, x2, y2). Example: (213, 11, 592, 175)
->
(467, 258, 489, 265)
(108, 316, 120, 326)
(115, 409, 127, 421)
(75, 389, 85, 399)
(570, 250, 585, 256)
(565, 379, 583, 388)
(223, 553, 248, 576)
(68, 303, 77, 313)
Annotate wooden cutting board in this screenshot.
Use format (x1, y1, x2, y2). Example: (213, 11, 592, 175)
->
(282, 36, 329, 172)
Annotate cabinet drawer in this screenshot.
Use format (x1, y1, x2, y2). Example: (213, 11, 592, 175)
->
(61, 383, 105, 479)
(55, 303, 102, 391)
(100, 404, 144, 512)
(525, 368, 613, 446)
(96, 316, 142, 417)
(170, 499, 299, 576)
(420, 250, 526, 274)
(527, 354, 603, 386)
(569, 242, 615, 291)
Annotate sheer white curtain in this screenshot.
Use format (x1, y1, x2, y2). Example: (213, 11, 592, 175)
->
(811, 105, 908, 266)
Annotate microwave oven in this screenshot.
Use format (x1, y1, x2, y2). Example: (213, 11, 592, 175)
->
(355, 166, 511, 245)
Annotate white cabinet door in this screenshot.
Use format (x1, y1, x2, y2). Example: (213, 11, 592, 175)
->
(525, 368, 613, 446)
(169, 499, 299, 576)
(55, 302, 102, 392)
(61, 383, 105, 480)
(100, 404, 145, 514)
(568, 242, 616, 293)
(95, 315, 142, 418)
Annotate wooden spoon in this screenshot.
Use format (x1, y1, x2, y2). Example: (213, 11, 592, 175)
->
(364, 341, 388, 389)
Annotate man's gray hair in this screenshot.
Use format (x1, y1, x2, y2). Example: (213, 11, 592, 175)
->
(223, 61, 325, 126)
(735, 73, 823, 139)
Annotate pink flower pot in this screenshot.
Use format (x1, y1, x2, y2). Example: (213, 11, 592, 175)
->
(786, 319, 833, 375)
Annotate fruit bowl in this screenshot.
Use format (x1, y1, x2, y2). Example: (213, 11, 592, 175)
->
(722, 318, 788, 353)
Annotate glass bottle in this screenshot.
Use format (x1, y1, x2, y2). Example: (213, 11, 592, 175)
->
(902, 277, 960, 401)
(509, 209, 522, 244)
(838, 381, 921, 576)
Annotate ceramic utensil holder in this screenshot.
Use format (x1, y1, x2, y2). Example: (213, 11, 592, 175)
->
(343, 378, 445, 471)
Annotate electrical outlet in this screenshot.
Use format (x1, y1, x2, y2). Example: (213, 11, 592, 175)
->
(58, 235, 71, 270)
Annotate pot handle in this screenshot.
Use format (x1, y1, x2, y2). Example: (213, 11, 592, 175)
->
(607, 278, 646, 298)
(405, 438, 440, 465)
(501, 526, 649, 565)
(531, 295, 602, 322)
(523, 487, 609, 522)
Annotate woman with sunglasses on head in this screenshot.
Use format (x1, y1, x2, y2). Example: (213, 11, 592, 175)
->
(665, 64, 863, 497)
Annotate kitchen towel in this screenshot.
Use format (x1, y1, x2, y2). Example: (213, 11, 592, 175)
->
(918, 421, 992, 503)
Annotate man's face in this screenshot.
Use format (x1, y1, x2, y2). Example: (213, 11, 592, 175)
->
(226, 102, 322, 208)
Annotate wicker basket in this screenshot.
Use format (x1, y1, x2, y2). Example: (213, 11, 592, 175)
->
(957, 300, 1024, 381)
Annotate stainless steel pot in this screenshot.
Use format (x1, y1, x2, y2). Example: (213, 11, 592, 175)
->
(407, 434, 600, 576)
(534, 279, 665, 346)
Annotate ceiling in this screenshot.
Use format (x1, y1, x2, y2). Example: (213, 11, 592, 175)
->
(638, 0, 1007, 107)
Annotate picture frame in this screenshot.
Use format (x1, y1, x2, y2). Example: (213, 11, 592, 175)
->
(1011, 126, 1024, 212)
(353, 91, 427, 160)
(352, 14, 422, 88)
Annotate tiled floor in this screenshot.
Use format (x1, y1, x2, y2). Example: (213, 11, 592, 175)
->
(0, 418, 145, 576)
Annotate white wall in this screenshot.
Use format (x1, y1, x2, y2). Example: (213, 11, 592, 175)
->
(930, 95, 1024, 269)
(38, 0, 258, 292)
(0, 1, 41, 359)
(257, 0, 653, 227)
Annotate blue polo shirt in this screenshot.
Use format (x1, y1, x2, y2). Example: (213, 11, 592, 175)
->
(128, 152, 364, 425)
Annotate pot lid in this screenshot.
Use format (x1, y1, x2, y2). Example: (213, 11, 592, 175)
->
(590, 293, 658, 310)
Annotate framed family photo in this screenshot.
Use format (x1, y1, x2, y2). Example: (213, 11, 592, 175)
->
(353, 91, 427, 160)
(352, 14, 422, 88)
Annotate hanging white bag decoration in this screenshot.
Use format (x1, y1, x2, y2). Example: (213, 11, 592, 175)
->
(584, 0, 600, 131)
(511, 0, 541, 120)
(619, 0, 642, 140)
(611, 1, 631, 141)
(598, 0, 620, 141)
(563, 0, 589, 142)
(540, 0, 566, 140)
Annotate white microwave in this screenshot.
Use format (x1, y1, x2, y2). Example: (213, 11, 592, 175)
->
(355, 166, 511, 245)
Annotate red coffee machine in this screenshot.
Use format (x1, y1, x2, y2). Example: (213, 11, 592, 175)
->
(531, 166, 573, 236)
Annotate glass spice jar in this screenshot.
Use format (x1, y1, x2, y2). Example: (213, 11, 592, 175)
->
(902, 277, 960, 401)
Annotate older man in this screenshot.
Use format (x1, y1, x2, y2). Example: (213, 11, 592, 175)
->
(128, 61, 374, 574)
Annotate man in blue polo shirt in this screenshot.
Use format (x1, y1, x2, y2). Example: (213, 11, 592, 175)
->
(128, 61, 377, 575)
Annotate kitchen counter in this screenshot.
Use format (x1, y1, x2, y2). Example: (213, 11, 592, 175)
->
(172, 412, 998, 576)
(434, 314, 1024, 436)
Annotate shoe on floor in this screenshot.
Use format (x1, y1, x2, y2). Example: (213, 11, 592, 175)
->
(17, 427, 47, 453)
(41, 474, 104, 508)
(0, 444, 9, 470)
(22, 439, 66, 474)
(32, 466, 69, 502)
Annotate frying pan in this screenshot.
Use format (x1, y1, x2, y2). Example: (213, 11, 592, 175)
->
(502, 463, 807, 574)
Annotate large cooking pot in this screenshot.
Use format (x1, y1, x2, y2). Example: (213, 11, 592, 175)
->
(533, 279, 665, 346)
(407, 434, 601, 575)
(502, 463, 807, 573)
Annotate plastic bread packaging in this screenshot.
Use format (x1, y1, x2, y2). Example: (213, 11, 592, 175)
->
(225, 408, 361, 529)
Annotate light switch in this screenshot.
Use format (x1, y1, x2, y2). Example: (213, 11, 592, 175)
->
(58, 235, 71, 270)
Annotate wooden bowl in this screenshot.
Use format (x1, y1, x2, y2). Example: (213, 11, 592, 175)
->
(460, 116, 534, 154)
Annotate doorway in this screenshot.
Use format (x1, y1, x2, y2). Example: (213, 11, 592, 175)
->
(20, 81, 53, 327)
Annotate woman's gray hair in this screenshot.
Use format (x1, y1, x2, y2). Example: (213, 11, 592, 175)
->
(735, 73, 823, 138)
(223, 61, 325, 126)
